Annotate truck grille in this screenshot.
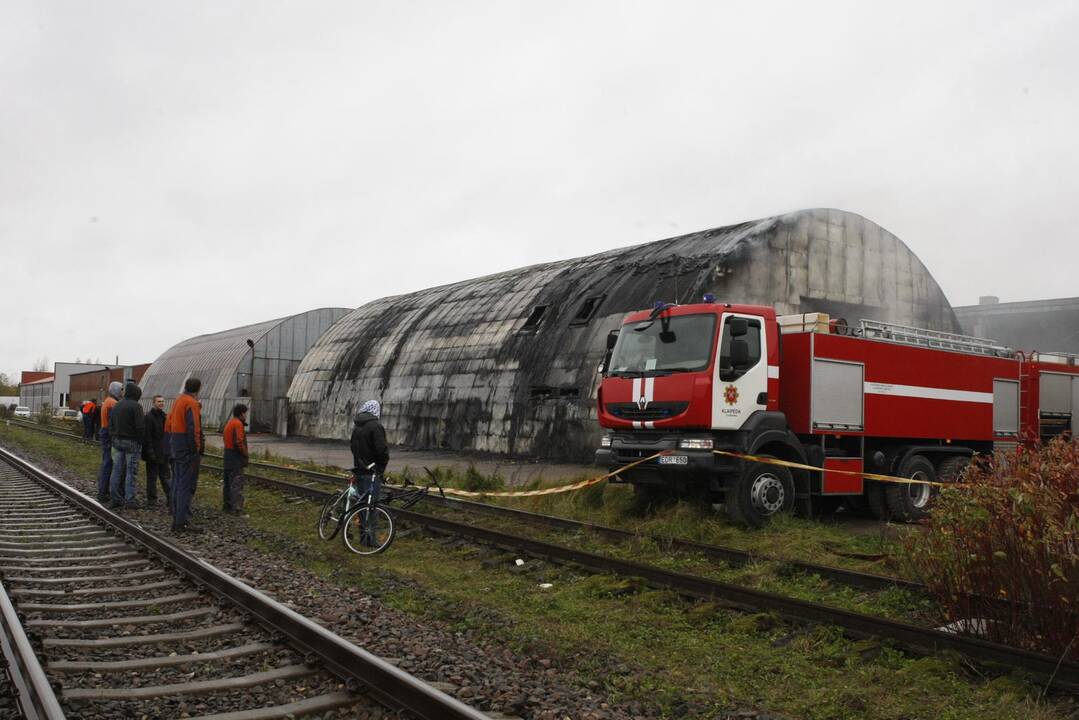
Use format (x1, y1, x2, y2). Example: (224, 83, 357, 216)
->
(605, 401, 688, 421)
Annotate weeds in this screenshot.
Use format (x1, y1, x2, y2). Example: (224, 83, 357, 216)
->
(904, 439, 1079, 659)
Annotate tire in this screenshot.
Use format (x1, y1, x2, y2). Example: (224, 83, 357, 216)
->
(724, 456, 795, 528)
(936, 455, 970, 484)
(865, 481, 890, 521)
(342, 505, 396, 555)
(884, 455, 937, 522)
(317, 491, 348, 541)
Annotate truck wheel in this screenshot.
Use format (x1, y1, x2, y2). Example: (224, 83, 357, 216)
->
(884, 455, 937, 522)
(865, 482, 890, 520)
(725, 457, 795, 528)
(936, 455, 970, 484)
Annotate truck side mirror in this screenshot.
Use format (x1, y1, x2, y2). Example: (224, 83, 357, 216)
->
(730, 317, 748, 337)
(730, 338, 749, 367)
(606, 330, 620, 350)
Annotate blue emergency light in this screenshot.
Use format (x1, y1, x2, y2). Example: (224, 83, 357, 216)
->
(702, 293, 716, 303)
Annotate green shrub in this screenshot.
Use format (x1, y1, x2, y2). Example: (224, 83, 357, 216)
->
(460, 463, 504, 493)
(903, 438, 1079, 659)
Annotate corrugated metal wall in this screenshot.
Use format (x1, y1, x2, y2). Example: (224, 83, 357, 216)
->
(139, 308, 349, 430)
(287, 209, 960, 461)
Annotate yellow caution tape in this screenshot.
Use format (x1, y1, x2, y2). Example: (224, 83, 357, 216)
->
(712, 450, 969, 488)
(438, 452, 667, 498)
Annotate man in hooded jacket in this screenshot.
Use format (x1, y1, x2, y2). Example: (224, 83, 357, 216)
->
(350, 400, 389, 545)
(96, 381, 123, 503)
(109, 382, 145, 508)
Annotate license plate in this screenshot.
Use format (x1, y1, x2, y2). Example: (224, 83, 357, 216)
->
(658, 455, 688, 465)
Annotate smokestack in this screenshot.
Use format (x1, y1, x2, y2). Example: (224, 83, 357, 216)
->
(978, 295, 999, 306)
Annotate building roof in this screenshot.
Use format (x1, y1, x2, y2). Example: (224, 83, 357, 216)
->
(287, 208, 958, 460)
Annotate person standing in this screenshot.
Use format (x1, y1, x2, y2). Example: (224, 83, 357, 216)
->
(222, 403, 249, 514)
(109, 382, 145, 509)
(96, 382, 123, 503)
(143, 395, 171, 508)
(80, 398, 96, 440)
(168, 378, 203, 533)
(91, 397, 103, 438)
(350, 399, 389, 545)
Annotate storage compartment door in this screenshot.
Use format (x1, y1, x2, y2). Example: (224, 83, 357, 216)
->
(993, 379, 1019, 436)
(1040, 373, 1073, 415)
(1073, 377, 1079, 434)
(822, 457, 863, 495)
(811, 360, 864, 431)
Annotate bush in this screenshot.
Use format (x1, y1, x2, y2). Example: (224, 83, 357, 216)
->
(903, 439, 1079, 659)
(36, 403, 52, 425)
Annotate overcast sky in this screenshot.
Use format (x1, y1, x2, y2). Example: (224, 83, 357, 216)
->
(2, 1, 1077, 382)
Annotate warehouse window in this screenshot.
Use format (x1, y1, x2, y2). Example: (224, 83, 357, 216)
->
(569, 295, 605, 326)
(519, 305, 549, 332)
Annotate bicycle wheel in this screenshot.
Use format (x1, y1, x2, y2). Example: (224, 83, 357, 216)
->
(342, 505, 395, 555)
(317, 491, 349, 540)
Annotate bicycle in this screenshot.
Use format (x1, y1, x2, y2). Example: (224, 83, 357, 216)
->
(317, 465, 444, 555)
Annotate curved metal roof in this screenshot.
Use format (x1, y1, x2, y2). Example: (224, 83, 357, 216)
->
(288, 209, 958, 460)
(141, 307, 350, 427)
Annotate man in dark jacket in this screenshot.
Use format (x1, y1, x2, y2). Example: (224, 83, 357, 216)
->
(350, 400, 389, 545)
(142, 395, 171, 508)
(109, 382, 146, 509)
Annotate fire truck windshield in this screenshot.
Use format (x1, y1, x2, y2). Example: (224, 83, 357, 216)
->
(608, 313, 717, 376)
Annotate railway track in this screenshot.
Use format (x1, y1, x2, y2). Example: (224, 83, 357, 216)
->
(7, 420, 1079, 692)
(0, 445, 488, 720)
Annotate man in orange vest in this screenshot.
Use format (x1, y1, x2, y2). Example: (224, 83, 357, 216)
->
(167, 377, 203, 533)
(80, 399, 96, 440)
(222, 403, 249, 514)
(96, 382, 123, 503)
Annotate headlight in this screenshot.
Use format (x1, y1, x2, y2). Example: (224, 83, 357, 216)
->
(600, 435, 612, 447)
(678, 438, 713, 450)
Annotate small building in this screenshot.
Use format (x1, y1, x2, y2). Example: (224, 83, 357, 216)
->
(19, 376, 54, 413)
(139, 308, 350, 431)
(68, 364, 152, 406)
(955, 296, 1079, 355)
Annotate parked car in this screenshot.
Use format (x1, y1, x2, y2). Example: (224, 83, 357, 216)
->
(13, 406, 31, 418)
(54, 408, 79, 420)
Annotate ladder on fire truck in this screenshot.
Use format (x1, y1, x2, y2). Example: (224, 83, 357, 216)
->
(858, 319, 1015, 358)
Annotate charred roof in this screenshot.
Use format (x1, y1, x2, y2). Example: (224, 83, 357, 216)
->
(288, 209, 958, 461)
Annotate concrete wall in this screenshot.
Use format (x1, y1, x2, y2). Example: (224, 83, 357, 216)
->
(955, 297, 1079, 354)
(288, 208, 959, 461)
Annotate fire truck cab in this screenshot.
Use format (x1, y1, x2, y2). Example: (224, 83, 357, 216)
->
(594, 298, 1078, 527)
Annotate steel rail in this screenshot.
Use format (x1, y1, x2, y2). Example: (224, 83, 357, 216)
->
(0, 422, 1016, 605)
(0, 446, 488, 720)
(219, 465, 1079, 690)
(206, 460, 920, 595)
(0, 582, 66, 719)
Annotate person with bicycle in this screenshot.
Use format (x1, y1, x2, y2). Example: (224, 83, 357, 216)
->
(350, 399, 389, 545)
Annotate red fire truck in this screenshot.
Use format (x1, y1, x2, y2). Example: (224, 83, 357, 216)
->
(594, 298, 1079, 526)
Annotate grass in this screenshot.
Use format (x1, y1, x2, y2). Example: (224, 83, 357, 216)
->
(2, 421, 1077, 719)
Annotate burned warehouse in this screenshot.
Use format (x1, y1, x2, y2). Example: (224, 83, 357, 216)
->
(286, 208, 961, 461)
